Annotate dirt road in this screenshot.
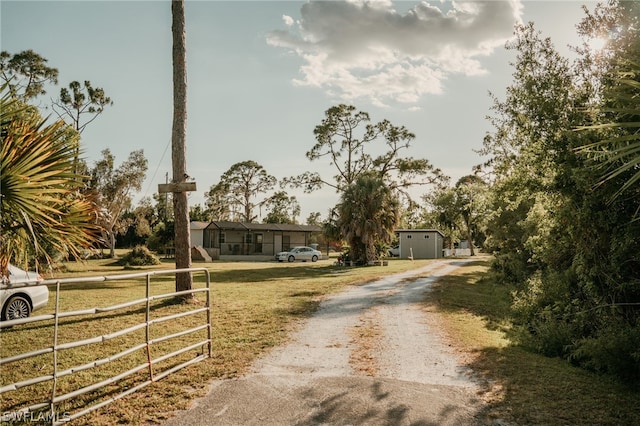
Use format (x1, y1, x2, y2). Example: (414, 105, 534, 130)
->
(165, 259, 484, 425)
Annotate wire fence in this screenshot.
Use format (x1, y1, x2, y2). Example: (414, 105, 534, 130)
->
(0, 268, 211, 425)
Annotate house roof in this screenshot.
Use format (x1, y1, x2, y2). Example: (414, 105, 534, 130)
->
(192, 221, 321, 233)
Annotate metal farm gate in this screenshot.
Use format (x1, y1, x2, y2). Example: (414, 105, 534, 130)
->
(0, 268, 211, 425)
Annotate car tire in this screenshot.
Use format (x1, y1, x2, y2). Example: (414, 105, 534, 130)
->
(3, 295, 31, 320)
(288, 255, 295, 262)
(311, 255, 318, 262)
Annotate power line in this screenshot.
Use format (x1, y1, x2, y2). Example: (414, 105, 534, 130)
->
(142, 138, 171, 200)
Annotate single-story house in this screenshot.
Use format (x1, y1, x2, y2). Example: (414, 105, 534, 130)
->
(394, 229, 445, 259)
(190, 221, 321, 259)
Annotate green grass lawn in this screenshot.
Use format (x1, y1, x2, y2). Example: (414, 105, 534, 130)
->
(425, 255, 640, 426)
(1, 255, 436, 425)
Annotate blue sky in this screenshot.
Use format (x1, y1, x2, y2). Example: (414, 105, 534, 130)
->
(1, 0, 596, 221)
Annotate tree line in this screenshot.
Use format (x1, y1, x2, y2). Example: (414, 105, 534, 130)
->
(416, 1, 639, 383)
(471, 2, 639, 383)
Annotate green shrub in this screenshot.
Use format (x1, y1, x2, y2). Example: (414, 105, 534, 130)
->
(118, 245, 160, 267)
(571, 324, 640, 384)
(518, 316, 576, 358)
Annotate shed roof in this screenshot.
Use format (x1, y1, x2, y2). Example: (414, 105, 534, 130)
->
(394, 229, 445, 237)
(190, 221, 210, 230)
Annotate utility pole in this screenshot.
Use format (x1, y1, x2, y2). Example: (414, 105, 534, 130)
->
(160, 0, 195, 297)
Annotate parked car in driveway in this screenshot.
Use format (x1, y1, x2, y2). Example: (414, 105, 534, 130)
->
(1, 264, 49, 321)
(276, 246, 322, 263)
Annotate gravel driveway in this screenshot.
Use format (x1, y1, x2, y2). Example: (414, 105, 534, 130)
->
(165, 258, 484, 425)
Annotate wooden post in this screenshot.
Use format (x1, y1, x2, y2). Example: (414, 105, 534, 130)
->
(170, 0, 192, 296)
(158, 182, 197, 194)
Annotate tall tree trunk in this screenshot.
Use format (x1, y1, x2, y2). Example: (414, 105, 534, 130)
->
(463, 215, 475, 256)
(110, 231, 115, 258)
(171, 0, 193, 295)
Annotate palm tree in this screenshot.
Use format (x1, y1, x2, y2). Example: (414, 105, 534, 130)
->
(337, 173, 400, 263)
(0, 84, 99, 275)
(579, 56, 640, 205)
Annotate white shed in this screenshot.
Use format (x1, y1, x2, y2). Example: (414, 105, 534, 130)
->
(394, 229, 445, 259)
(190, 221, 209, 248)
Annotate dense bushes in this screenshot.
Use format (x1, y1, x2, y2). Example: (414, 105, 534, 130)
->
(572, 325, 640, 381)
(118, 246, 160, 267)
(482, 2, 640, 383)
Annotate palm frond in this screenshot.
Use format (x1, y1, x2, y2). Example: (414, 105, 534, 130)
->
(1, 83, 99, 268)
(575, 56, 640, 209)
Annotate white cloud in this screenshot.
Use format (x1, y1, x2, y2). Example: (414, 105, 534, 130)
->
(267, 0, 522, 106)
(282, 14, 294, 27)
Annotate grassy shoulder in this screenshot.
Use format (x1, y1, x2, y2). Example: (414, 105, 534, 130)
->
(425, 255, 640, 426)
(1, 255, 438, 425)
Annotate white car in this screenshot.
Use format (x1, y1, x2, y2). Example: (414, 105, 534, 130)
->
(388, 245, 400, 257)
(1, 264, 49, 321)
(276, 246, 322, 263)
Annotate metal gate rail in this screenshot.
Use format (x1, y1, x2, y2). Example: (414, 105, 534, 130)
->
(0, 267, 211, 425)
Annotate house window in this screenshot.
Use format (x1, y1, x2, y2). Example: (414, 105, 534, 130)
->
(424, 234, 430, 239)
(219, 232, 226, 244)
(407, 235, 412, 239)
(255, 234, 263, 253)
(245, 233, 253, 244)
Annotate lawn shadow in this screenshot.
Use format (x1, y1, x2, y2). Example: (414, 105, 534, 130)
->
(428, 257, 513, 334)
(467, 345, 640, 425)
(207, 264, 359, 284)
